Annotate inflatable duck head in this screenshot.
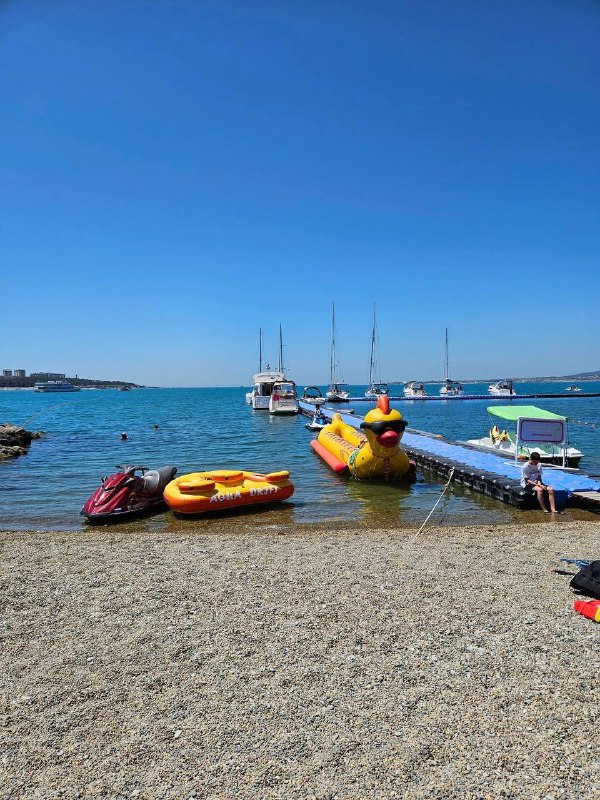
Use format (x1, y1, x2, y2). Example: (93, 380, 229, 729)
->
(360, 395, 407, 451)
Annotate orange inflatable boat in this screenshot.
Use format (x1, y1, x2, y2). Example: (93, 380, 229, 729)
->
(163, 469, 294, 514)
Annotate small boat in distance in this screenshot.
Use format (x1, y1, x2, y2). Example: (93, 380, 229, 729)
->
(403, 381, 427, 398)
(464, 405, 583, 467)
(34, 381, 80, 393)
(365, 304, 389, 398)
(439, 328, 463, 397)
(326, 303, 350, 402)
(565, 385, 582, 392)
(488, 380, 515, 397)
(301, 386, 326, 406)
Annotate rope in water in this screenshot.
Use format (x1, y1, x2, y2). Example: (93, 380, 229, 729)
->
(414, 466, 455, 537)
(21, 400, 80, 428)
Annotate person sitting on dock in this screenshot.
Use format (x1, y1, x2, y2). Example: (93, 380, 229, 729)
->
(521, 452, 558, 513)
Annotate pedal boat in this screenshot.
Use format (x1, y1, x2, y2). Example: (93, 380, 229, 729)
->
(311, 395, 415, 481)
(163, 469, 294, 514)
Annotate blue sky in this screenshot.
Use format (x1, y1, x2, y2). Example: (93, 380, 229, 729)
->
(1, 0, 599, 386)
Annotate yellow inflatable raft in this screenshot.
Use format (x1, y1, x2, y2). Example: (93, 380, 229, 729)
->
(311, 395, 414, 481)
(163, 469, 294, 514)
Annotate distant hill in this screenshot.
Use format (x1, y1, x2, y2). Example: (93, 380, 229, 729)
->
(524, 370, 600, 382)
(0, 376, 143, 389)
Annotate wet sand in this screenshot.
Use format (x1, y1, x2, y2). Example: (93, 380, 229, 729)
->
(1, 520, 599, 799)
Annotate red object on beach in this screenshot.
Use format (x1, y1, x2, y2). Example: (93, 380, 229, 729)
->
(574, 599, 600, 622)
(81, 464, 177, 523)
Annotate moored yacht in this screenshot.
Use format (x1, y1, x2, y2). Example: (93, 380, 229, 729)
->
(301, 386, 326, 406)
(364, 304, 389, 398)
(268, 325, 298, 414)
(246, 369, 286, 409)
(439, 328, 463, 397)
(326, 303, 350, 402)
(403, 381, 427, 398)
(246, 327, 290, 410)
(269, 379, 299, 415)
(488, 380, 515, 396)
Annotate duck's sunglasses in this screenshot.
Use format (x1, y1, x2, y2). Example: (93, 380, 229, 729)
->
(360, 420, 407, 435)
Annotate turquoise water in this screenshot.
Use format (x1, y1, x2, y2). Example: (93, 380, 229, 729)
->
(1, 383, 599, 531)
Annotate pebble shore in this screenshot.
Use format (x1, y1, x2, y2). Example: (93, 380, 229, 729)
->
(1, 520, 599, 799)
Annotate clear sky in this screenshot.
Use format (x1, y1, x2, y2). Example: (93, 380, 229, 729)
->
(1, 0, 599, 386)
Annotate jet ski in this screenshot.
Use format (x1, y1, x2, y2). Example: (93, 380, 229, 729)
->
(81, 464, 177, 523)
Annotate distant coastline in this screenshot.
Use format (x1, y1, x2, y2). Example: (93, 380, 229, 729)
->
(0, 377, 144, 390)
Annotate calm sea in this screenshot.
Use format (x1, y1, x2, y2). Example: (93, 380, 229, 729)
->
(1, 383, 599, 531)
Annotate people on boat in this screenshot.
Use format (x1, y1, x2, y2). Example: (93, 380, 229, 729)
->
(520, 452, 559, 513)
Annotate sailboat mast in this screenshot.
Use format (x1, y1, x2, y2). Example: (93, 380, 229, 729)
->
(369, 303, 376, 386)
(278, 324, 284, 373)
(444, 327, 449, 381)
(259, 328, 263, 372)
(330, 303, 336, 386)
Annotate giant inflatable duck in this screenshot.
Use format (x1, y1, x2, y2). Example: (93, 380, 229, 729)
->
(311, 395, 414, 480)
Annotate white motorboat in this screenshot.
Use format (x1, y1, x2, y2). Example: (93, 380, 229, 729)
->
(565, 385, 582, 392)
(439, 328, 463, 397)
(246, 326, 297, 411)
(464, 405, 583, 467)
(268, 325, 298, 414)
(269, 380, 299, 415)
(488, 380, 516, 397)
(301, 386, 326, 406)
(246, 369, 285, 409)
(365, 304, 389, 398)
(326, 303, 350, 402)
(403, 381, 427, 398)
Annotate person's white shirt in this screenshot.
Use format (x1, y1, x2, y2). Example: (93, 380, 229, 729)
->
(521, 461, 542, 488)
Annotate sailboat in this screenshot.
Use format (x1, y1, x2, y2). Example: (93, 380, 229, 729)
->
(326, 303, 350, 402)
(439, 327, 464, 397)
(269, 324, 298, 414)
(245, 328, 285, 409)
(365, 304, 389, 398)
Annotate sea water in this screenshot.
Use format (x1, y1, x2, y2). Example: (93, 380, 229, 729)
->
(0, 383, 598, 531)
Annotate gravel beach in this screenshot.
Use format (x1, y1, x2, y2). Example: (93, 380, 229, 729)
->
(1, 520, 599, 799)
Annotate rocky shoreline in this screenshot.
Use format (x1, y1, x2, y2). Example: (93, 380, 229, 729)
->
(0, 423, 43, 459)
(1, 520, 599, 798)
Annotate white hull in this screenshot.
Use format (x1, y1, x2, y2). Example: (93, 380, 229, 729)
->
(269, 399, 299, 415)
(464, 436, 583, 467)
(404, 382, 426, 398)
(326, 390, 350, 401)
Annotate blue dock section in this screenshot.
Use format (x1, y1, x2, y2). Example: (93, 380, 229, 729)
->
(299, 402, 600, 509)
(344, 392, 600, 402)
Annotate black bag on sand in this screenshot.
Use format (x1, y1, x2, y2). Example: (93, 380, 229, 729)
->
(570, 560, 600, 599)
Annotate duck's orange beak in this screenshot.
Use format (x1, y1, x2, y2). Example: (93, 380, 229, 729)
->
(376, 430, 399, 448)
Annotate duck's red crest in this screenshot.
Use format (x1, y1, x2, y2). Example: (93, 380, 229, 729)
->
(377, 395, 390, 415)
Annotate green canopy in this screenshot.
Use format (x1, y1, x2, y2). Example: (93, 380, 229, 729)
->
(488, 405, 566, 422)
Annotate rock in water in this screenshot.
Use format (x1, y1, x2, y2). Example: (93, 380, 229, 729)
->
(0, 423, 43, 459)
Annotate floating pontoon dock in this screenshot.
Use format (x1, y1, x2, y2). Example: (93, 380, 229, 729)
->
(299, 402, 600, 509)
(342, 392, 600, 402)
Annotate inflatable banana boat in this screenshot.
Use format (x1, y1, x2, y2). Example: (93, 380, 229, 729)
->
(163, 469, 294, 514)
(311, 395, 414, 481)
